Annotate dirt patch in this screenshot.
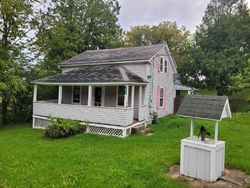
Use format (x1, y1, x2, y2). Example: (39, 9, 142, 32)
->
(167, 165, 250, 188)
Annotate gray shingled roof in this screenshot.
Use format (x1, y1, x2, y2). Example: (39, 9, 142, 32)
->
(177, 95, 228, 120)
(61, 43, 166, 65)
(33, 65, 147, 84)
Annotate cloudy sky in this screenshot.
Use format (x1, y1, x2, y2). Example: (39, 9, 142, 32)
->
(118, 0, 250, 33)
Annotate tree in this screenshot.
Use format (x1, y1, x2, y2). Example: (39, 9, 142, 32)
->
(125, 21, 191, 63)
(0, 0, 42, 125)
(193, 0, 250, 95)
(230, 59, 250, 92)
(35, 0, 122, 74)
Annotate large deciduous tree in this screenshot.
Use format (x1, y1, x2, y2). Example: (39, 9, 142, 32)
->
(36, 0, 122, 74)
(192, 0, 250, 95)
(0, 0, 42, 125)
(125, 21, 191, 64)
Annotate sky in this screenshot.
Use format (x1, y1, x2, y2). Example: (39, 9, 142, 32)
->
(117, 0, 250, 33)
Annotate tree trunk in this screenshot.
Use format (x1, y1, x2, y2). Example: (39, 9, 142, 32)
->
(1, 97, 8, 125)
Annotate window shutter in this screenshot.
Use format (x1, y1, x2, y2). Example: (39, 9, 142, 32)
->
(163, 86, 167, 110)
(157, 85, 160, 110)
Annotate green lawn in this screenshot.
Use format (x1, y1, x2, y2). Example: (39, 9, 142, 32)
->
(0, 114, 249, 188)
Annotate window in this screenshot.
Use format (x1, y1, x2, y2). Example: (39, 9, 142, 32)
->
(159, 57, 168, 73)
(164, 60, 168, 73)
(72, 86, 81, 103)
(117, 86, 125, 106)
(160, 87, 164, 107)
(160, 57, 164, 72)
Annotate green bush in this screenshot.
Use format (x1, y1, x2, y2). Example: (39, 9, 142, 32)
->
(152, 112, 159, 124)
(44, 117, 87, 139)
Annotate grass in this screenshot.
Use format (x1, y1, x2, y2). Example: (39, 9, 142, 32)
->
(0, 113, 249, 188)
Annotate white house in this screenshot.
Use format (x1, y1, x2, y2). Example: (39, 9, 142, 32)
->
(32, 43, 192, 137)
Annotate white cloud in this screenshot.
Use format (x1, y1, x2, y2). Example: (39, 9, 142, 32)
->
(118, 0, 250, 33)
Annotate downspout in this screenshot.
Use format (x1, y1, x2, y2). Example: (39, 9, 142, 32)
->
(149, 58, 155, 120)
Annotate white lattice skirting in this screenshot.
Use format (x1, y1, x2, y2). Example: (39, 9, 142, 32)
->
(33, 116, 141, 138)
(87, 124, 133, 138)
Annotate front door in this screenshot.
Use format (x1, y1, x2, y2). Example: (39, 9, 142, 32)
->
(94, 87, 102, 106)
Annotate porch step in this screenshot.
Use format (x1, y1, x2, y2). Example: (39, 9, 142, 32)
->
(131, 123, 152, 135)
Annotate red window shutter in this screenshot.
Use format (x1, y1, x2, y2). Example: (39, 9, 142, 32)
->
(163, 86, 167, 110)
(157, 85, 160, 110)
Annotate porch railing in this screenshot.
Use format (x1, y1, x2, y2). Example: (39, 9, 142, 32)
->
(33, 101, 134, 126)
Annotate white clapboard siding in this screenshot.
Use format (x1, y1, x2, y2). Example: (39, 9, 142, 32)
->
(33, 102, 133, 126)
(123, 63, 147, 80)
(151, 47, 175, 117)
(181, 137, 225, 182)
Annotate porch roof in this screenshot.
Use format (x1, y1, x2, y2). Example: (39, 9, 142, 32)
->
(32, 65, 147, 85)
(174, 83, 193, 91)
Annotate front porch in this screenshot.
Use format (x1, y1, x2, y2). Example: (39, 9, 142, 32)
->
(32, 84, 148, 137)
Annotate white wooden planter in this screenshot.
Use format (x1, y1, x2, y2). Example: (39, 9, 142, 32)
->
(180, 137, 225, 182)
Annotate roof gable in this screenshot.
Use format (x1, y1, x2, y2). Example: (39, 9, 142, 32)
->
(177, 95, 231, 121)
(61, 43, 166, 66)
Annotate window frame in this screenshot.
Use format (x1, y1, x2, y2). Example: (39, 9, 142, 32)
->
(159, 57, 168, 74)
(159, 87, 164, 108)
(164, 59, 168, 74)
(72, 86, 81, 104)
(160, 57, 164, 73)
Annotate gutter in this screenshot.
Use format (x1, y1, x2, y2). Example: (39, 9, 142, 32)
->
(31, 81, 148, 86)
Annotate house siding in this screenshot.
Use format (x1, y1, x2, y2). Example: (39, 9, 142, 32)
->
(59, 45, 176, 119)
(33, 102, 134, 126)
(62, 86, 72, 104)
(81, 86, 88, 105)
(123, 63, 148, 80)
(150, 47, 175, 117)
(104, 86, 117, 107)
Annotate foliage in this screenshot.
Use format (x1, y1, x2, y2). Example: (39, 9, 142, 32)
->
(0, 113, 249, 187)
(230, 59, 250, 92)
(229, 89, 250, 112)
(152, 112, 159, 124)
(181, 0, 250, 95)
(35, 0, 122, 74)
(44, 117, 86, 139)
(125, 21, 191, 63)
(0, 0, 43, 125)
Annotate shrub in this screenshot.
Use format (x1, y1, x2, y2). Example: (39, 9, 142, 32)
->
(229, 89, 250, 112)
(44, 117, 87, 139)
(152, 112, 159, 124)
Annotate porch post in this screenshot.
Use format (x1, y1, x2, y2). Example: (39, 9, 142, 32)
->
(131, 85, 135, 108)
(58, 85, 62, 104)
(33, 85, 37, 102)
(214, 120, 219, 143)
(88, 85, 93, 106)
(124, 85, 129, 108)
(190, 117, 194, 138)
